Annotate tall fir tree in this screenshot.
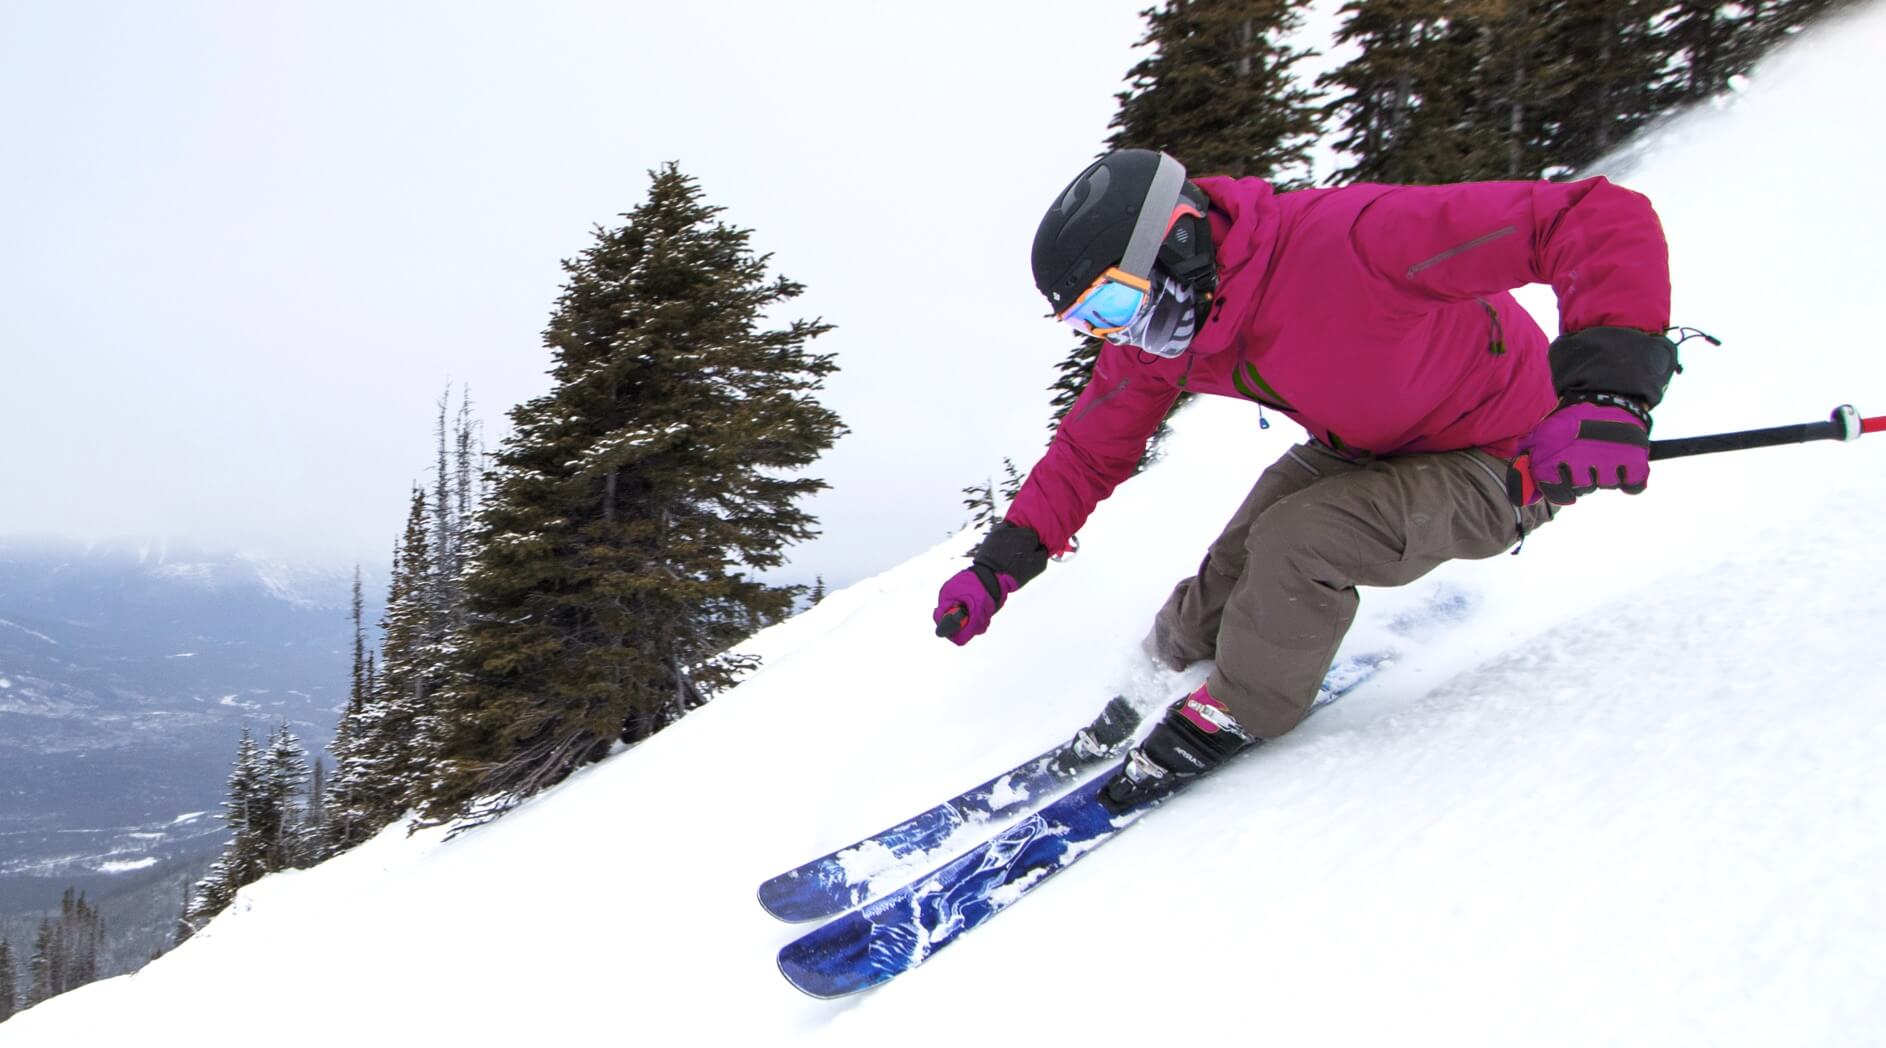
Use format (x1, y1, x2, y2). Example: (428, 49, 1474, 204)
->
(1662, 0, 1854, 104)
(369, 488, 439, 815)
(1321, 0, 1529, 183)
(1107, 0, 1327, 181)
(181, 729, 267, 934)
(426, 163, 844, 824)
(21, 890, 104, 1007)
(323, 566, 378, 853)
(322, 389, 484, 854)
(0, 935, 13, 1021)
(306, 755, 327, 840)
(1050, 0, 1327, 452)
(1537, 0, 1672, 173)
(26, 920, 52, 1008)
(260, 724, 311, 870)
(182, 726, 311, 933)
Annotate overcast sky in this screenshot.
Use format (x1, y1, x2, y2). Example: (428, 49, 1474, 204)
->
(1, 2, 1338, 589)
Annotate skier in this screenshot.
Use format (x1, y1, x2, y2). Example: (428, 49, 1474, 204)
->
(933, 149, 1678, 813)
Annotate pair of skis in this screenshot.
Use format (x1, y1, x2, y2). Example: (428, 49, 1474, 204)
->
(762, 652, 1395, 998)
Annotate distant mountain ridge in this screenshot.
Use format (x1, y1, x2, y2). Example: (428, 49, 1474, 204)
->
(0, 537, 376, 955)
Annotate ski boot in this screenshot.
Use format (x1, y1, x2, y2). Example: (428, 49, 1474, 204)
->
(1099, 683, 1253, 815)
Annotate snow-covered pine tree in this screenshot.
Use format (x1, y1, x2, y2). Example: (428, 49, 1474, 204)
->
(426, 163, 845, 825)
(322, 392, 484, 854)
(370, 489, 437, 812)
(306, 755, 326, 840)
(260, 724, 311, 870)
(180, 729, 268, 935)
(25, 920, 52, 1008)
(172, 878, 195, 949)
(323, 567, 378, 853)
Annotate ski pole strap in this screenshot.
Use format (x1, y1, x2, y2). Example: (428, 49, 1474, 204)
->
(1648, 405, 1876, 461)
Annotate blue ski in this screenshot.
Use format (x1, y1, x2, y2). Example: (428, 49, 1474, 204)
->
(776, 653, 1391, 998)
(759, 695, 1145, 922)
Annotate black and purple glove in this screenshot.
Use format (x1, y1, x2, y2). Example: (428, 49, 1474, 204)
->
(934, 523, 1049, 645)
(1514, 397, 1651, 506)
(1508, 327, 1680, 507)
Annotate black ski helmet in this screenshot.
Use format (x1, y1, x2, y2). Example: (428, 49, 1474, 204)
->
(1031, 149, 1217, 313)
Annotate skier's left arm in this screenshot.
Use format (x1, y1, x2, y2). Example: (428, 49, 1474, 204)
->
(1349, 177, 1682, 503)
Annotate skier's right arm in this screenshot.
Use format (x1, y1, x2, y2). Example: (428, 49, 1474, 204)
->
(934, 343, 1179, 645)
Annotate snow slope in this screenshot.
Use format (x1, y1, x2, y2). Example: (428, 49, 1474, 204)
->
(8, 6, 1886, 1045)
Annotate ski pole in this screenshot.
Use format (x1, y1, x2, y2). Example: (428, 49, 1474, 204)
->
(1508, 404, 1882, 505)
(1647, 404, 1883, 460)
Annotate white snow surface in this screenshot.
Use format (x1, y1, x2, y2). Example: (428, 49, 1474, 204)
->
(9, 8, 1886, 1045)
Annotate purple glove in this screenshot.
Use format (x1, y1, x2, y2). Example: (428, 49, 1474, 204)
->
(934, 567, 1019, 646)
(1514, 399, 1652, 506)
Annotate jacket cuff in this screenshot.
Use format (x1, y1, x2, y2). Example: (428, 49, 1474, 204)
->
(1549, 327, 1680, 408)
(972, 523, 1050, 589)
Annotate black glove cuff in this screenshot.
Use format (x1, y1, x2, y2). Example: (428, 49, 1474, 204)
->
(971, 522, 1050, 589)
(1549, 327, 1680, 408)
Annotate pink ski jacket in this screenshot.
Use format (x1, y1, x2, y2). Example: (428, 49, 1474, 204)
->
(1007, 175, 1672, 554)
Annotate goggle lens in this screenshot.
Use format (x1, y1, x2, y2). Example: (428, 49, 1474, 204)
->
(1059, 271, 1149, 339)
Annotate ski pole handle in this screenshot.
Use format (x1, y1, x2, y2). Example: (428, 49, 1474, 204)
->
(936, 604, 968, 639)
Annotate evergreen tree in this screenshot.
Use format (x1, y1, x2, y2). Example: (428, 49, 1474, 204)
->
(173, 878, 196, 949)
(260, 724, 311, 869)
(181, 729, 268, 934)
(370, 488, 438, 814)
(427, 163, 844, 824)
(1107, 0, 1327, 181)
(52, 889, 102, 994)
(306, 755, 327, 840)
(1662, 0, 1853, 104)
(961, 477, 998, 535)
(0, 935, 13, 1021)
(17, 892, 103, 1008)
(1525, 0, 1672, 174)
(809, 576, 826, 605)
(961, 458, 1027, 543)
(323, 567, 377, 853)
(26, 920, 52, 1007)
(999, 458, 1025, 504)
(1321, 0, 1525, 183)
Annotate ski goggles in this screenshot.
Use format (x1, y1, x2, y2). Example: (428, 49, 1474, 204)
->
(1053, 176, 1204, 343)
(1056, 267, 1153, 341)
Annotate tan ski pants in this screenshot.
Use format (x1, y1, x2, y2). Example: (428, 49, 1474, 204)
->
(1150, 441, 1554, 739)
